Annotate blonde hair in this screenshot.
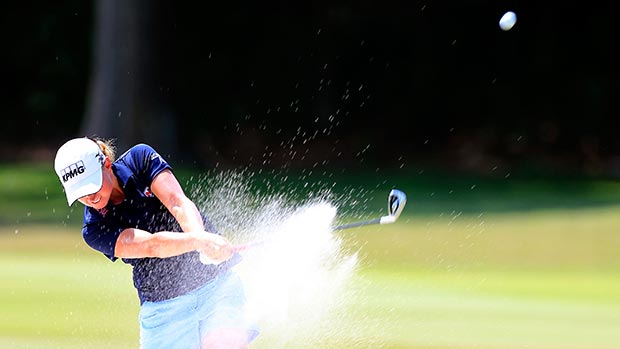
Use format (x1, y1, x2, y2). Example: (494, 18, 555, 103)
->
(89, 137, 117, 162)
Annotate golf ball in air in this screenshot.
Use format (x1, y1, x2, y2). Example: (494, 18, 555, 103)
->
(499, 11, 517, 31)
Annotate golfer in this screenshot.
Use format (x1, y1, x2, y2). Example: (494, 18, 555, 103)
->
(54, 137, 258, 349)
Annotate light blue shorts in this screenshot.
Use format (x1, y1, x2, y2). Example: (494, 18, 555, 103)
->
(139, 270, 259, 349)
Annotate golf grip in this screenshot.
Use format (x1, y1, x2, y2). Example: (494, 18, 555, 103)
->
(231, 241, 263, 252)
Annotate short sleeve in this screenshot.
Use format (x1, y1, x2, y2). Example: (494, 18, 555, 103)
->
(82, 207, 123, 261)
(129, 144, 171, 184)
(80, 144, 172, 262)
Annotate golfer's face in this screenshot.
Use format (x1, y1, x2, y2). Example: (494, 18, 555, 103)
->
(78, 171, 111, 209)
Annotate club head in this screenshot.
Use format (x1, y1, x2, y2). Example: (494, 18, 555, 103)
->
(388, 189, 407, 219)
(378, 189, 407, 224)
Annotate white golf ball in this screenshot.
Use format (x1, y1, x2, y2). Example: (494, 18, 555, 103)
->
(499, 11, 517, 31)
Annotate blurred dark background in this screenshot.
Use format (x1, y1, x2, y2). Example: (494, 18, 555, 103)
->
(2, 1, 616, 177)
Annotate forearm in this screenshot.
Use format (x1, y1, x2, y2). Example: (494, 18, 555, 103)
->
(147, 169, 231, 261)
(115, 229, 202, 259)
(115, 228, 231, 260)
(144, 231, 204, 258)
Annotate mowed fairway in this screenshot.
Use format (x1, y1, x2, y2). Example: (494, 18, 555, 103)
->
(0, 226, 139, 349)
(2, 205, 620, 349)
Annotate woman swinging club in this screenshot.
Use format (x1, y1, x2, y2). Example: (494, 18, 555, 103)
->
(54, 137, 259, 349)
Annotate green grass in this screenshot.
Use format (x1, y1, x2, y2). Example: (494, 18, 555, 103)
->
(0, 227, 138, 348)
(3, 209, 620, 348)
(346, 268, 620, 349)
(2, 164, 620, 348)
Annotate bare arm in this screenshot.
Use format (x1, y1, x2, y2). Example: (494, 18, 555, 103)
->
(151, 169, 207, 233)
(114, 228, 230, 259)
(114, 169, 232, 261)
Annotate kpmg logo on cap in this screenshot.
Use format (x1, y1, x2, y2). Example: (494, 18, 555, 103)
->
(61, 161, 86, 182)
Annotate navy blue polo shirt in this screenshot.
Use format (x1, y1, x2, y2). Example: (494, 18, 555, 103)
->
(81, 143, 239, 304)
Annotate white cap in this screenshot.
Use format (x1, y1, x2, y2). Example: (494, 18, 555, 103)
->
(54, 138, 105, 205)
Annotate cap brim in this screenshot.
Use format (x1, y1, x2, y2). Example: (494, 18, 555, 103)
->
(64, 169, 103, 206)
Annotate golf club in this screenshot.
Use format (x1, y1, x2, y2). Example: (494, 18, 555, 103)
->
(231, 189, 407, 252)
(332, 189, 407, 230)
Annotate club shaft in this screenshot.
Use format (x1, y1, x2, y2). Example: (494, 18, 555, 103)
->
(212, 189, 407, 265)
(332, 217, 382, 231)
(233, 217, 385, 251)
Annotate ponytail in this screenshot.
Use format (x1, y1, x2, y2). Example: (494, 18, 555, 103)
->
(88, 137, 117, 162)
